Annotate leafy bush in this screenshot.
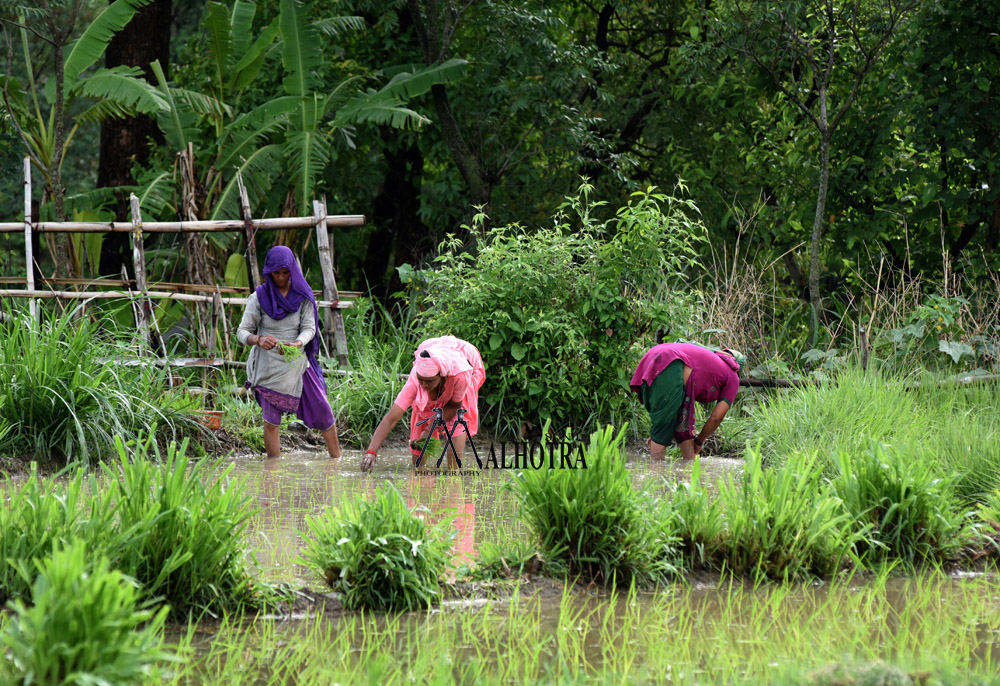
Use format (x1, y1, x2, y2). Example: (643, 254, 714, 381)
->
(510, 425, 680, 586)
(108, 435, 260, 616)
(0, 542, 174, 686)
(718, 449, 857, 580)
(0, 306, 190, 464)
(414, 183, 706, 434)
(832, 443, 971, 564)
(300, 482, 455, 611)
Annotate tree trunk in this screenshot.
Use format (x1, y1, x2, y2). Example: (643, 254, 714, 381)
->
(97, 0, 171, 278)
(363, 138, 426, 299)
(807, 132, 830, 348)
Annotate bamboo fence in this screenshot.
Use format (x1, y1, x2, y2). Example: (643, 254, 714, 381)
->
(1, 157, 364, 367)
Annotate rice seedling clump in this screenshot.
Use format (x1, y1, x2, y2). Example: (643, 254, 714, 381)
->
(301, 482, 455, 611)
(511, 425, 680, 586)
(0, 542, 174, 686)
(280, 343, 303, 362)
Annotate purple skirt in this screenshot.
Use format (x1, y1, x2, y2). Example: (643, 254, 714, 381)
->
(255, 363, 335, 431)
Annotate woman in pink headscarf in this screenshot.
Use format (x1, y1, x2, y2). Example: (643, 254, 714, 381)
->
(361, 336, 485, 471)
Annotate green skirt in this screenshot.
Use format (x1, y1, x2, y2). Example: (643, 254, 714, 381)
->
(641, 360, 685, 445)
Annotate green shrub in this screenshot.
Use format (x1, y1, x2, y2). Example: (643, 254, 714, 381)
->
(300, 482, 455, 611)
(0, 306, 189, 464)
(108, 435, 260, 616)
(0, 542, 175, 686)
(832, 443, 971, 564)
(0, 466, 121, 606)
(718, 448, 857, 580)
(414, 183, 705, 435)
(510, 425, 680, 586)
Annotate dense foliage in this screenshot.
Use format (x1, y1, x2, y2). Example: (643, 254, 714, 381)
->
(415, 185, 704, 433)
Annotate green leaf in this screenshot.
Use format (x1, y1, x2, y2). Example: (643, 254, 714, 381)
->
(204, 1, 234, 93)
(511, 343, 526, 361)
(229, 23, 281, 94)
(938, 340, 973, 364)
(229, 0, 257, 60)
(279, 0, 322, 96)
(225, 254, 249, 288)
(76, 66, 168, 115)
(63, 0, 154, 88)
(489, 332, 503, 350)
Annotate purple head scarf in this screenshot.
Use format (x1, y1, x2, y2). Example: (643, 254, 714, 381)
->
(256, 245, 323, 376)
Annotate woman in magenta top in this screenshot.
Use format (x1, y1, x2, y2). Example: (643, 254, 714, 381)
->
(630, 342, 742, 460)
(361, 336, 485, 471)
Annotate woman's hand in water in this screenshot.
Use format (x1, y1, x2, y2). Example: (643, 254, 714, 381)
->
(361, 450, 377, 473)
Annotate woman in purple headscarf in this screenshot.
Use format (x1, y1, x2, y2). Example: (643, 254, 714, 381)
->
(237, 246, 340, 458)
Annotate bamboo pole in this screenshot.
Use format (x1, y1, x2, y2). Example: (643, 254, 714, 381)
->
(0, 216, 365, 234)
(236, 172, 263, 289)
(23, 157, 36, 320)
(314, 198, 349, 366)
(129, 194, 151, 353)
(0, 289, 354, 308)
(0, 276, 364, 298)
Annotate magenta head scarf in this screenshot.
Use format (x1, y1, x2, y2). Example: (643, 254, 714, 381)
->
(255, 245, 323, 376)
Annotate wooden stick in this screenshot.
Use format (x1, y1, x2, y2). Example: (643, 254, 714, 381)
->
(23, 157, 36, 320)
(314, 198, 349, 366)
(128, 194, 152, 354)
(0, 289, 354, 308)
(237, 172, 263, 289)
(0, 216, 365, 234)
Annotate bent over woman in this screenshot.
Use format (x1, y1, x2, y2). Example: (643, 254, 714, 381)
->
(631, 342, 742, 460)
(237, 246, 340, 459)
(361, 336, 485, 472)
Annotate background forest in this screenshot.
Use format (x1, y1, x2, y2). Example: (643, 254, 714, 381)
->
(1, 0, 998, 387)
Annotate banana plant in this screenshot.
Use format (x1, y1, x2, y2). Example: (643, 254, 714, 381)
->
(2, 0, 166, 278)
(141, 0, 468, 223)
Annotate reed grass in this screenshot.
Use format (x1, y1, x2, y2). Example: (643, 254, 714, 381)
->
(0, 306, 192, 465)
(0, 541, 176, 686)
(300, 482, 455, 611)
(511, 425, 680, 586)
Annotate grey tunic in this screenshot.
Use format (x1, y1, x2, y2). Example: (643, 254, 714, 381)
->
(237, 293, 315, 398)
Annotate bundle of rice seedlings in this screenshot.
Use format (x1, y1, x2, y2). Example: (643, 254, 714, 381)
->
(280, 343, 303, 362)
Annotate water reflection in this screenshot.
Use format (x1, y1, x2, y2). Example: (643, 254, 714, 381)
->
(234, 446, 742, 584)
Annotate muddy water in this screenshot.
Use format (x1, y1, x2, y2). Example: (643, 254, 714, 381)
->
(235, 446, 742, 584)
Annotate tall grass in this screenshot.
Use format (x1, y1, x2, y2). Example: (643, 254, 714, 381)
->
(510, 425, 680, 586)
(329, 297, 418, 446)
(0, 542, 176, 686)
(0, 306, 190, 464)
(300, 482, 455, 611)
(660, 458, 727, 569)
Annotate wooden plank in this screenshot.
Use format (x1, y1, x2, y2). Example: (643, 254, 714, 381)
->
(23, 157, 36, 320)
(237, 172, 263, 289)
(0, 276, 363, 298)
(0, 289, 354, 308)
(0, 216, 365, 234)
(128, 194, 151, 353)
(314, 199, 349, 366)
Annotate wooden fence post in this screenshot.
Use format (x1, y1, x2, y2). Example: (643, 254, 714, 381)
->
(314, 199, 349, 366)
(23, 157, 36, 320)
(237, 173, 262, 289)
(128, 194, 152, 353)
